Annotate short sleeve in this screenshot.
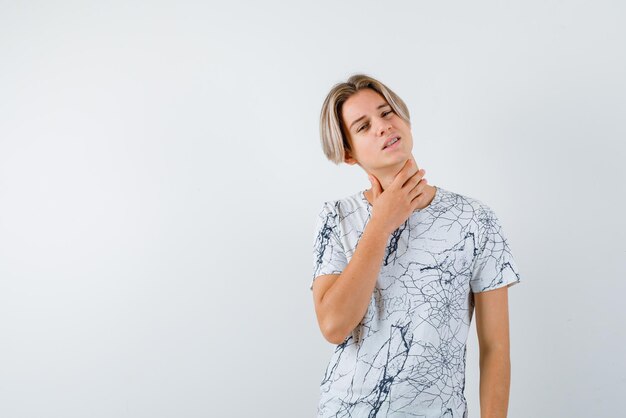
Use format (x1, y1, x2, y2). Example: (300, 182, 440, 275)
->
(310, 201, 348, 291)
(470, 205, 522, 293)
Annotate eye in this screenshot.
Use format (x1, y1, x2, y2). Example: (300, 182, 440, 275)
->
(356, 111, 393, 133)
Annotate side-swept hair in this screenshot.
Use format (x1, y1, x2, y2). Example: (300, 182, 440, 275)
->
(319, 74, 411, 165)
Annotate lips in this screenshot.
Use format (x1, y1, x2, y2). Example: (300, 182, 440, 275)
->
(383, 135, 401, 150)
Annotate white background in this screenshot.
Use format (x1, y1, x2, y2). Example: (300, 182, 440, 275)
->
(1, 1, 624, 417)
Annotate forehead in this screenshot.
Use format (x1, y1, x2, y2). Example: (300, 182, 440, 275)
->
(342, 89, 389, 122)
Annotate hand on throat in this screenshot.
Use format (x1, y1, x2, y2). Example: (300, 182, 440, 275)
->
(363, 158, 435, 210)
(371, 159, 420, 191)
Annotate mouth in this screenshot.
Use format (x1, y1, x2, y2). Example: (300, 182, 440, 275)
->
(383, 136, 401, 150)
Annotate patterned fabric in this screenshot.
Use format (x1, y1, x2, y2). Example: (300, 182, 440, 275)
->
(311, 185, 522, 417)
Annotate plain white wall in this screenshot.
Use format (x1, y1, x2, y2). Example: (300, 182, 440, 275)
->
(1, 1, 624, 417)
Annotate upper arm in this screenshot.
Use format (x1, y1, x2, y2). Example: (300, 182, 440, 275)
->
(469, 204, 521, 293)
(474, 285, 511, 353)
(311, 202, 348, 291)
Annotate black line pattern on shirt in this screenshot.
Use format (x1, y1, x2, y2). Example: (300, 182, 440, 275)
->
(313, 188, 521, 417)
(313, 202, 347, 281)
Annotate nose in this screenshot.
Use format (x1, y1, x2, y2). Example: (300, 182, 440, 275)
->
(377, 118, 393, 137)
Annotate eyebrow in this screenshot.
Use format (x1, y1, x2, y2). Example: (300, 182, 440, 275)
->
(349, 103, 391, 131)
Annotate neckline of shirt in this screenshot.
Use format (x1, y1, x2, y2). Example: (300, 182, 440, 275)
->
(359, 185, 442, 213)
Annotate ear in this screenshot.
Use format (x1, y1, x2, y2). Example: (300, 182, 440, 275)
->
(343, 151, 358, 166)
(343, 157, 358, 165)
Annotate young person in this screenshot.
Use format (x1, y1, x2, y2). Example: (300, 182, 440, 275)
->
(311, 74, 522, 417)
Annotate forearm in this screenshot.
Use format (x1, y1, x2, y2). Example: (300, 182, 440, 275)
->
(320, 217, 390, 342)
(479, 348, 511, 418)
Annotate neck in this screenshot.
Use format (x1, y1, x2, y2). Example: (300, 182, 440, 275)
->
(364, 157, 436, 210)
(373, 157, 421, 190)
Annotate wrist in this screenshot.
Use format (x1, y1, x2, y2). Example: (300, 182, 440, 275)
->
(367, 216, 392, 237)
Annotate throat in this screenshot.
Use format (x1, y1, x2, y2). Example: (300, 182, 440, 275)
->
(364, 185, 436, 210)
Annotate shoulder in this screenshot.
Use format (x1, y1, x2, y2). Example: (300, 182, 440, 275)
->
(436, 187, 502, 238)
(437, 186, 494, 214)
(317, 190, 366, 218)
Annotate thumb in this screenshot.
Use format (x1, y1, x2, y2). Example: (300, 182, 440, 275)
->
(368, 175, 382, 198)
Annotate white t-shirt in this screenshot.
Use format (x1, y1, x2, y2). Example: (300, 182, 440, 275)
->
(311, 185, 522, 418)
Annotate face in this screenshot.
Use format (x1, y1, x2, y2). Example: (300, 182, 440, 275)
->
(341, 88, 413, 172)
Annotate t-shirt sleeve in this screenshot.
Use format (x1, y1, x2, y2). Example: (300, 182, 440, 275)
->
(310, 201, 348, 291)
(470, 204, 522, 293)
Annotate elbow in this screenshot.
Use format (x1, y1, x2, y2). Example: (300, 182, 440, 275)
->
(324, 331, 348, 345)
(321, 320, 350, 345)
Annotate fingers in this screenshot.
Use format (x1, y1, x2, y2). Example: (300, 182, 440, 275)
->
(391, 158, 422, 190)
(409, 177, 428, 206)
(369, 159, 423, 201)
(388, 159, 412, 190)
(404, 168, 425, 196)
(412, 169, 426, 187)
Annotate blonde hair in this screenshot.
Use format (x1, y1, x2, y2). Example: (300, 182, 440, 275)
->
(319, 74, 411, 165)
